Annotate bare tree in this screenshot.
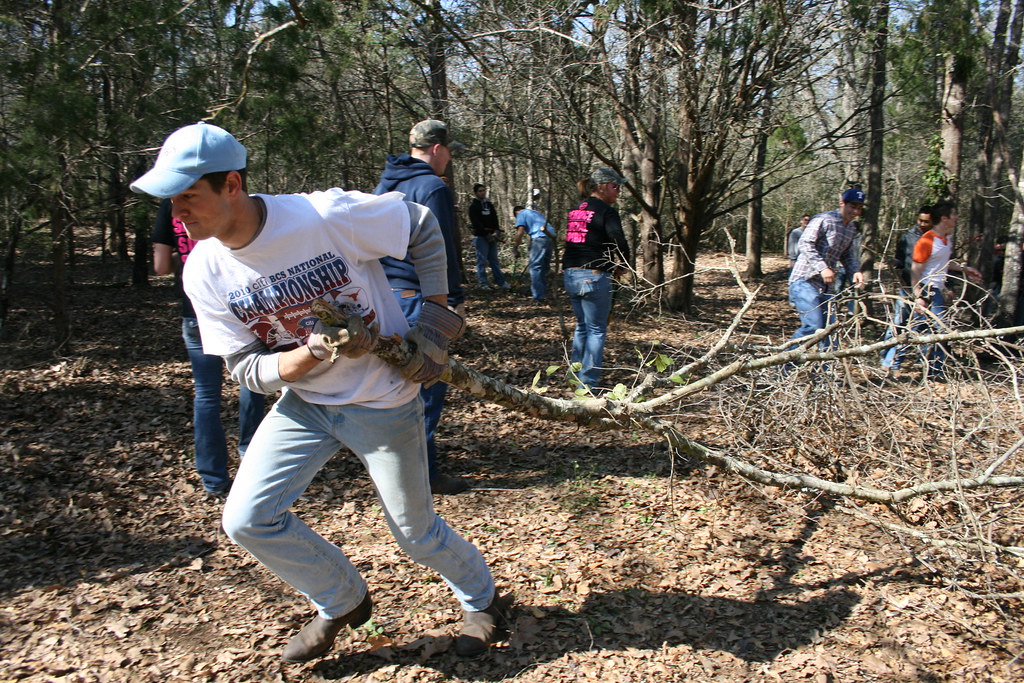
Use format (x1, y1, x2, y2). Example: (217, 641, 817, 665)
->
(969, 0, 1024, 287)
(860, 0, 889, 275)
(1001, 147, 1024, 326)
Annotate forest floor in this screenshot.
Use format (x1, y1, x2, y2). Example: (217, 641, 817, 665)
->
(1, 252, 1022, 682)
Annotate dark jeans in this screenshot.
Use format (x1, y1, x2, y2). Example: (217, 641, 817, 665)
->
(881, 286, 912, 369)
(182, 318, 266, 493)
(392, 290, 449, 482)
(528, 235, 554, 300)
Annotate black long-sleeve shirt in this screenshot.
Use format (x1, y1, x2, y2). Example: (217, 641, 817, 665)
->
(468, 197, 500, 237)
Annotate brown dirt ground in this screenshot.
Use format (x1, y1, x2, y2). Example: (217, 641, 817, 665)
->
(1, 252, 1021, 682)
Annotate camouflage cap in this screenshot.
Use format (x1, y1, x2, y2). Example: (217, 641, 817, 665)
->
(409, 119, 466, 154)
(590, 166, 627, 185)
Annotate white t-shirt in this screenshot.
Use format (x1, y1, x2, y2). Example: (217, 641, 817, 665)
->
(184, 189, 419, 408)
(913, 229, 953, 291)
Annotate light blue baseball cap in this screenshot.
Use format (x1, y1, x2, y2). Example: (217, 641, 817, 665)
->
(130, 122, 247, 198)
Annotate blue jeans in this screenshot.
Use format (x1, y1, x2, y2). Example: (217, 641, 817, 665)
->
(880, 286, 913, 369)
(392, 290, 449, 483)
(788, 278, 839, 351)
(882, 287, 948, 377)
(564, 268, 613, 389)
(183, 318, 266, 493)
(222, 391, 494, 618)
(473, 236, 507, 287)
(528, 236, 554, 300)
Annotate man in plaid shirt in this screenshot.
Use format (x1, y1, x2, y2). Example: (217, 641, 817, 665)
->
(788, 188, 866, 350)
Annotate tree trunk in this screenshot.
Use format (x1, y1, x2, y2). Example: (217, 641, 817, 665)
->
(612, 5, 665, 294)
(670, 84, 709, 313)
(669, 195, 705, 313)
(744, 103, 770, 280)
(968, 0, 1014, 271)
(860, 0, 888, 276)
(50, 159, 70, 353)
(977, 0, 1024, 286)
(426, 0, 448, 118)
(0, 209, 21, 335)
(620, 120, 664, 290)
(640, 213, 665, 289)
(133, 206, 149, 288)
(744, 180, 764, 280)
(941, 52, 965, 201)
(1001, 147, 1024, 327)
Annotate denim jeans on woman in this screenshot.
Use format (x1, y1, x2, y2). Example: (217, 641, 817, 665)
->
(221, 391, 495, 618)
(182, 317, 266, 494)
(564, 268, 613, 389)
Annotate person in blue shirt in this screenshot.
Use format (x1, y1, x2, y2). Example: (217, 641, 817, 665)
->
(373, 119, 469, 495)
(512, 204, 556, 301)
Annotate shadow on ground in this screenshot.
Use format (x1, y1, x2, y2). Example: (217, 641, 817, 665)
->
(308, 585, 862, 680)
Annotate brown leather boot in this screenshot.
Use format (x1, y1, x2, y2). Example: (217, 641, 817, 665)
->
(455, 592, 513, 658)
(281, 592, 372, 663)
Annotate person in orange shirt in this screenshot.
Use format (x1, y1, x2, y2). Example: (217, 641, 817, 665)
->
(882, 201, 981, 379)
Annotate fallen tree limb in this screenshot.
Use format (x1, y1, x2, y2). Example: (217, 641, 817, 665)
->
(311, 299, 1024, 506)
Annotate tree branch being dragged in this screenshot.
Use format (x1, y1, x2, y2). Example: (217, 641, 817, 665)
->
(311, 299, 1024, 506)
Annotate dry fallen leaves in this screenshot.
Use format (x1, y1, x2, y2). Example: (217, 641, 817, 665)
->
(1, 255, 1022, 681)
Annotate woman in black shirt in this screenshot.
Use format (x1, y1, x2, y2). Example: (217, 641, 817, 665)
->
(562, 167, 631, 390)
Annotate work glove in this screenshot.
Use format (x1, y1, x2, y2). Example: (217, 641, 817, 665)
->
(306, 314, 378, 362)
(397, 300, 466, 388)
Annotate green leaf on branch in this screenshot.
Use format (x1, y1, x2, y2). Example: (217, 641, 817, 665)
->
(531, 369, 549, 394)
(645, 353, 674, 372)
(606, 383, 628, 400)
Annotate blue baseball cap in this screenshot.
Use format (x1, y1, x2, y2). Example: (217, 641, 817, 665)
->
(841, 187, 866, 204)
(130, 122, 247, 198)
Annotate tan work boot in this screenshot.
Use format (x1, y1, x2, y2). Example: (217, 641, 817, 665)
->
(281, 592, 372, 663)
(455, 592, 513, 657)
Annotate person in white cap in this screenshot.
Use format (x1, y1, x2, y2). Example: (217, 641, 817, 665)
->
(131, 122, 510, 662)
(512, 204, 556, 302)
